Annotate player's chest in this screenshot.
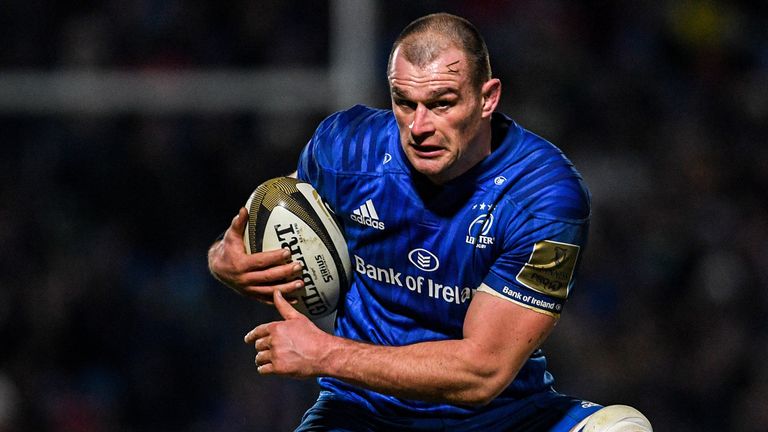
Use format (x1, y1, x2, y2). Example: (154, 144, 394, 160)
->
(336, 175, 506, 282)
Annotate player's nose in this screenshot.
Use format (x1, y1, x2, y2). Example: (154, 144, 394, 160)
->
(409, 104, 434, 137)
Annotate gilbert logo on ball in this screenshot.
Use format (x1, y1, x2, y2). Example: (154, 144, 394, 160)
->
(244, 177, 351, 318)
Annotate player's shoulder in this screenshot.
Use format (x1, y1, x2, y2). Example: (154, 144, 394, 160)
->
(497, 119, 591, 221)
(316, 104, 395, 141)
(310, 105, 399, 173)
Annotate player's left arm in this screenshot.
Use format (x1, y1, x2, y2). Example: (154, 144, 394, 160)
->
(245, 287, 556, 406)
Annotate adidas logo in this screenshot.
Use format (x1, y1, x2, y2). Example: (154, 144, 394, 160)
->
(350, 199, 385, 230)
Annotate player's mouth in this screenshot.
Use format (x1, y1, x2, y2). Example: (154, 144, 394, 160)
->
(409, 142, 446, 158)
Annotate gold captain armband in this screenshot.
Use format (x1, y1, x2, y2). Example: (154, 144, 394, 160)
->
(515, 240, 580, 299)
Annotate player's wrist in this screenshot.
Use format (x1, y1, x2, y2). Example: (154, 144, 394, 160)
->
(319, 335, 356, 378)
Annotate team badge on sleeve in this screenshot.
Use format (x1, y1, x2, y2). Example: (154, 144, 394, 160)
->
(515, 240, 580, 299)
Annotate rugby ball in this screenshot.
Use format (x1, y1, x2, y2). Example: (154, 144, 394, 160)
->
(243, 177, 350, 320)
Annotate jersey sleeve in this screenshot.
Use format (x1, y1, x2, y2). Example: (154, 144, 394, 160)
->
(479, 189, 590, 318)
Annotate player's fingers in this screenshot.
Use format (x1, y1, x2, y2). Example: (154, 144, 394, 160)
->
(239, 261, 302, 284)
(274, 290, 304, 321)
(244, 323, 270, 344)
(255, 348, 271, 366)
(254, 336, 271, 352)
(255, 349, 275, 375)
(256, 363, 274, 375)
(230, 207, 249, 235)
(240, 279, 304, 301)
(242, 248, 293, 271)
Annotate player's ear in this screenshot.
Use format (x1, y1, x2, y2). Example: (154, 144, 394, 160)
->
(480, 78, 501, 119)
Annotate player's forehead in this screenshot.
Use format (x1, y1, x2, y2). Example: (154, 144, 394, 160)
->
(388, 46, 470, 97)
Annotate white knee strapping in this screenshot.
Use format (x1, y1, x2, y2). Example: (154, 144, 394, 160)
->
(570, 405, 653, 432)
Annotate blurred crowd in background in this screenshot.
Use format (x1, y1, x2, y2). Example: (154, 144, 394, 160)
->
(1, 1, 767, 431)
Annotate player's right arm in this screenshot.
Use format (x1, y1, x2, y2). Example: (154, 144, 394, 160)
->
(207, 207, 305, 304)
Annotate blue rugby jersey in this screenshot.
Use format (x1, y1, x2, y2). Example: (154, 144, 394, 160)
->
(296, 105, 591, 418)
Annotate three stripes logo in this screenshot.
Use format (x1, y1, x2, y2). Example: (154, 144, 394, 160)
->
(350, 199, 385, 230)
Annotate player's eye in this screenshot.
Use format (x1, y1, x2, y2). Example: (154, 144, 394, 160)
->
(430, 100, 454, 111)
(395, 98, 416, 110)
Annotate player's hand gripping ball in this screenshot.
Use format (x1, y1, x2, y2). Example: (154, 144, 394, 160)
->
(244, 177, 351, 319)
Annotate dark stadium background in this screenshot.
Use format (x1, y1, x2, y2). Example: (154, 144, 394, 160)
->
(1, 1, 766, 431)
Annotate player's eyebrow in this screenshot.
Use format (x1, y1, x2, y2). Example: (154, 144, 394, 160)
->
(390, 87, 417, 102)
(429, 87, 459, 99)
(391, 86, 458, 101)
(390, 87, 408, 98)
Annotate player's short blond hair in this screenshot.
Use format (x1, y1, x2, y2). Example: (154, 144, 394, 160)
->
(388, 13, 492, 90)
